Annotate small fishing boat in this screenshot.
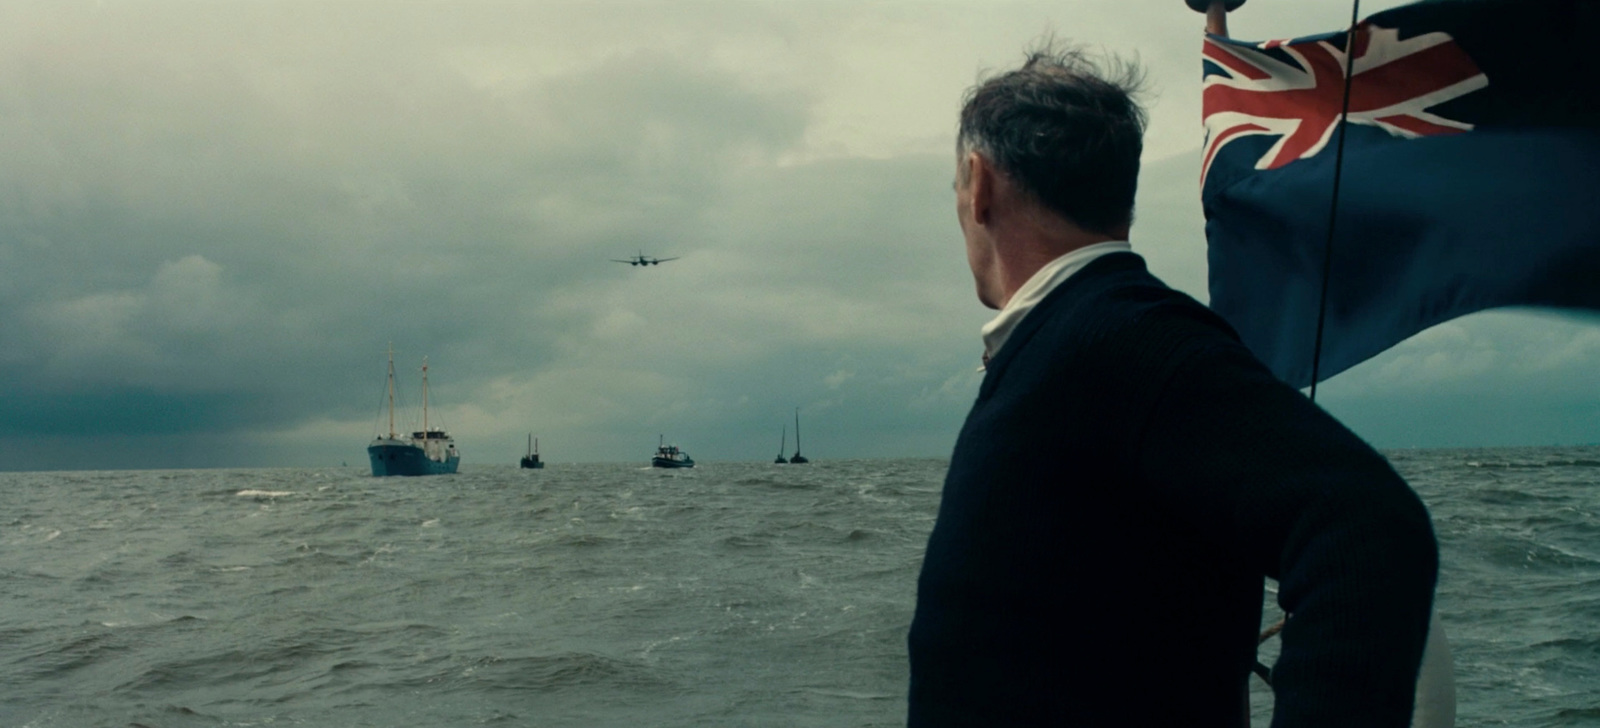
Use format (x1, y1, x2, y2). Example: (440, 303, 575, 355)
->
(789, 407, 809, 464)
(520, 434, 543, 469)
(651, 435, 695, 468)
(774, 424, 789, 464)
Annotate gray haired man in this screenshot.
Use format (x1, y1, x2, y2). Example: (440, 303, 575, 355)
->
(907, 38, 1438, 727)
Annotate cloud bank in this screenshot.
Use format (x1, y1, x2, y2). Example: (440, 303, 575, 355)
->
(0, 0, 1593, 470)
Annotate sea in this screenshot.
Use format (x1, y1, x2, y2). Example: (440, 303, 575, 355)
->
(1, 446, 1596, 728)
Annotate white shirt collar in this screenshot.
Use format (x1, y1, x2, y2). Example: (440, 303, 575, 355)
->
(979, 240, 1131, 367)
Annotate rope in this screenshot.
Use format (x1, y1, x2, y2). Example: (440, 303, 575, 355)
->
(1258, 617, 1287, 644)
(1260, 0, 1360, 687)
(1306, 0, 1362, 402)
(1252, 617, 1287, 686)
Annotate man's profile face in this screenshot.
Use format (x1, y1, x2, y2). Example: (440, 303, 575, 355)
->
(955, 153, 1000, 309)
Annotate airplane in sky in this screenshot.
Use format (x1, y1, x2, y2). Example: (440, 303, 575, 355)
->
(611, 252, 680, 267)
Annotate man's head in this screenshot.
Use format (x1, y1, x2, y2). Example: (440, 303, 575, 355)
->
(954, 42, 1147, 307)
(958, 41, 1147, 234)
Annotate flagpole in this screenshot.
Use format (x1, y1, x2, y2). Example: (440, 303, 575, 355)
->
(1307, 0, 1361, 402)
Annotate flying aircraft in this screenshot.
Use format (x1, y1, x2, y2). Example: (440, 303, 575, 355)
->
(611, 252, 679, 267)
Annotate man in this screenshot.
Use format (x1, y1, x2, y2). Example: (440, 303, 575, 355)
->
(907, 41, 1439, 726)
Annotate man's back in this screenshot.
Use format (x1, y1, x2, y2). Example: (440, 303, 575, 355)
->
(909, 252, 1436, 726)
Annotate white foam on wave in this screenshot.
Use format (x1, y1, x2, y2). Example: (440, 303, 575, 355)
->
(801, 688, 895, 700)
(639, 634, 686, 660)
(236, 490, 293, 498)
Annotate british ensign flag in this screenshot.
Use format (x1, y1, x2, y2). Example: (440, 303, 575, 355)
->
(1201, 23, 1488, 186)
(1199, 0, 1600, 391)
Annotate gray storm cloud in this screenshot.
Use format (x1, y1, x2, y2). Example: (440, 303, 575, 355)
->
(0, 0, 1595, 470)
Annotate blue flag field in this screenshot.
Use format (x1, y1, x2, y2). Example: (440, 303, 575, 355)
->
(1201, 0, 1600, 389)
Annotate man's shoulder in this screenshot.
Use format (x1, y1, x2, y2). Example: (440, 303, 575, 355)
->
(982, 252, 1242, 393)
(1042, 251, 1235, 341)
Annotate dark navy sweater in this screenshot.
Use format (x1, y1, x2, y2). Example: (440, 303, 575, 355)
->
(908, 252, 1438, 727)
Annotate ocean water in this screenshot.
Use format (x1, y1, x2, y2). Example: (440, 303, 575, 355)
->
(0, 447, 1595, 727)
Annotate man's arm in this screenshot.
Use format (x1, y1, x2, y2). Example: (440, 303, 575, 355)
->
(1127, 321, 1437, 726)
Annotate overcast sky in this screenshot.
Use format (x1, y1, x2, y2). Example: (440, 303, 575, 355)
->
(1, 0, 1595, 471)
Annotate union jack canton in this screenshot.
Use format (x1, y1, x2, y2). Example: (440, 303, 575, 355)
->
(1200, 24, 1489, 189)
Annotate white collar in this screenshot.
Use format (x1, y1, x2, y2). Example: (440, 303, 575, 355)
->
(979, 240, 1131, 367)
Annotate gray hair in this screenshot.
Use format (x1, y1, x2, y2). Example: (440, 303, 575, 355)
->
(958, 40, 1148, 234)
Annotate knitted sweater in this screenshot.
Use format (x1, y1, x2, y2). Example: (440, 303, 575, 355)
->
(908, 252, 1438, 727)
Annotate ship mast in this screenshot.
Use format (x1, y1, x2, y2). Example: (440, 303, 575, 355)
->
(421, 356, 430, 436)
(385, 344, 397, 439)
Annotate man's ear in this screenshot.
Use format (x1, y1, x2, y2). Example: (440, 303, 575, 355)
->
(967, 152, 994, 226)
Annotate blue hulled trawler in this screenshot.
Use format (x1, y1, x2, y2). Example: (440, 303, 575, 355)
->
(368, 348, 460, 477)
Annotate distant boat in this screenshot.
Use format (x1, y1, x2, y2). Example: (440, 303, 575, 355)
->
(520, 434, 543, 469)
(790, 407, 809, 464)
(651, 435, 695, 468)
(775, 424, 789, 464)
(368, 348, 460, 477)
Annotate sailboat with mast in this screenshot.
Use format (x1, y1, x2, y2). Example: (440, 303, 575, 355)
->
(789, 407, 809, 464)
(521, 434, 543, 469)
(367, 347, 461, 477)
(774, 424, 788, 464)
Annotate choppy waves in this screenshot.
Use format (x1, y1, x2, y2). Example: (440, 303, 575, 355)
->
(1, 450, 1596, 727)
(0, 461, 934, 727)
(1401, 446, 1600, 727)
